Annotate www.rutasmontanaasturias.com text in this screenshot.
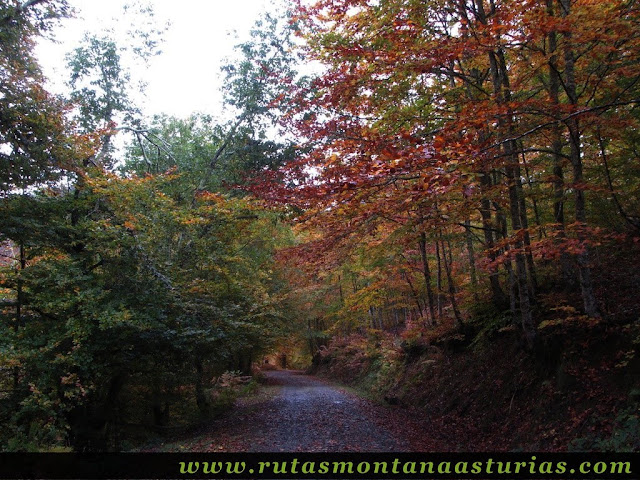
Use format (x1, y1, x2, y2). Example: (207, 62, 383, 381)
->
(178, 456, 633, 477)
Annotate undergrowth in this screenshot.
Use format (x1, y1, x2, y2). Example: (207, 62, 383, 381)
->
(311, 315, 640, 451)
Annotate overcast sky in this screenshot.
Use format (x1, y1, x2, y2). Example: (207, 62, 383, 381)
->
(36, 0, 274, 120)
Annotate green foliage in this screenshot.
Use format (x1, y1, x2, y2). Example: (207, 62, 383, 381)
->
(569, 401, 640, 452)
(0, 170, 293, 450)
(67, 34, 134, 133)
(64, 2, 168, 165)
(0, 0, 301, 452)
(222, 9, 304, 130)
(0, 0, 77, 194)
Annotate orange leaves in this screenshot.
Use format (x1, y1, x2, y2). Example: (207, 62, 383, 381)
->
(195, 190, 226, 205)
(276, 0, 640, 324)
(123, 220, 136, 231)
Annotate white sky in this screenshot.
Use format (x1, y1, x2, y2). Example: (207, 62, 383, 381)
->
(36, 0, 274, 120)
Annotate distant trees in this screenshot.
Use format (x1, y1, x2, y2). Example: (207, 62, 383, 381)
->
(64, 2, 167, 165)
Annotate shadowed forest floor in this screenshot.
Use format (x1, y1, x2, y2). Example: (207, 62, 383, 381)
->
(138, 317, 640, 453)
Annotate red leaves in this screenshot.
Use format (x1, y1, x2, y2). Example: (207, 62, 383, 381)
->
(255, 0, 640, 335)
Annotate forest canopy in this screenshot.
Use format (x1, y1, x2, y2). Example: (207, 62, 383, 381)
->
(1, 0, 639, 452)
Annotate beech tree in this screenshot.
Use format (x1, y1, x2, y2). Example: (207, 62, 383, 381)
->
(0, 1, 295, 451)
(270, 0, 640, 349)
(0, 0, 76, 193)
(64, 3, 167, 166)
(2, 0, 639, 452)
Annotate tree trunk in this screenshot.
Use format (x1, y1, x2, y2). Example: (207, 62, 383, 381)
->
(464, 219, 479, 301)
(195, 359, 210, 416)
(520, 147, 544, 238)
(482, 0, 535, 345)
(419, 232, 437, 324)
(403, 271, 425, 319)
(455, 3, 507, 310)
(152, 377, 170, 427)
(439, 233, 463, 328)
(547, 0, 574, 286)
(479, 175, 508, 308)
(516, 156, 538, 298)
(435, 240, 444, 316)
(559, 0, 600, 317)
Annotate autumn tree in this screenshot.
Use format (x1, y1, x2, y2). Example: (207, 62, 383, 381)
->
(0, 0, 77, 192)
(0, 1, 296, 452)
(272, 0, 640, 351)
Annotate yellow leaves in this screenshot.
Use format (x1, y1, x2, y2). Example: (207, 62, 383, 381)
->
(538, 305, 603, 331)
(537, 318, 566, 330)
(195, 190, 226, 204)
(187, 285, 208, 295)
(60, 373, 88, 399)
(180, 216, 207, 227)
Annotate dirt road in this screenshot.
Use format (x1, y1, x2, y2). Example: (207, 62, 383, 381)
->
(159, 370, 415, 452)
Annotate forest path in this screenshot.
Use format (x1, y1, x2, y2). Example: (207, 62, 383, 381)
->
(155, 370, 431, 452)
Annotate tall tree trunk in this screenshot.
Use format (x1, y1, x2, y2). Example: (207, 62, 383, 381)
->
(152, 377, 169, 427)
(464, 219, 479, 301)
(403, 270, 425, 319)
(435, 240, 444, 316)
(547, 0, 574, 287)
(195, 359, 209, 416)
(516, 154, 538, 297)
(480, 0, 535, 345)
(419, 232, 437, 324)
(479, 175, 508, 308)
(520, 147, 544, 238)
(439, 232, 463, 328)
(559, 0, 600, 317)
(455, 5, 507, 310)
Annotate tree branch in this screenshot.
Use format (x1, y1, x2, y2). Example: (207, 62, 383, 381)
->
(480, 99, 640, 154)
(194, 112, 247, 197)
(1, 0, 48, 23)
